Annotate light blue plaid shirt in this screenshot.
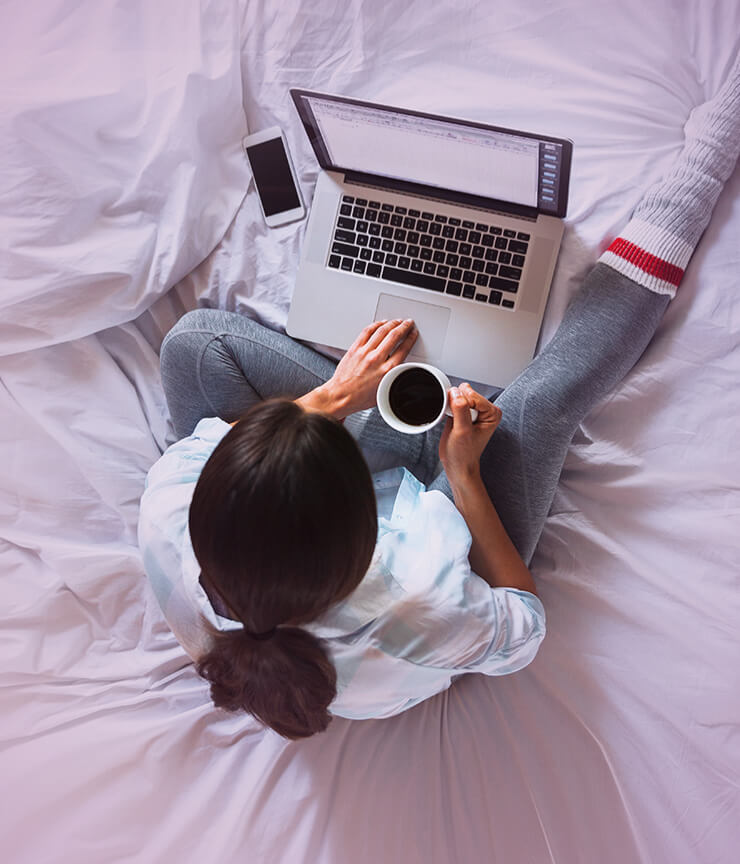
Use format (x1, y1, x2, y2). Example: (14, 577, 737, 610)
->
(138, 417, 545, 720)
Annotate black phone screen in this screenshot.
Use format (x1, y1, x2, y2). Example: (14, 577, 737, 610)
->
(246, 137, 301, 216)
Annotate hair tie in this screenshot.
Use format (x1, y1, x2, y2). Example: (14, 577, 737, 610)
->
(245, 627, 277, 641)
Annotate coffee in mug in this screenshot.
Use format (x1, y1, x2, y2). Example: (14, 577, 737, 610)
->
(388, 367, 445, 426)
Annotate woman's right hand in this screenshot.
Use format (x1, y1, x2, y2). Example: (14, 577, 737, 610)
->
(439, 383, 502, 484)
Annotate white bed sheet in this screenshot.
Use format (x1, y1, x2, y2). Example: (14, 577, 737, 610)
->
(2, 2, 739, 863)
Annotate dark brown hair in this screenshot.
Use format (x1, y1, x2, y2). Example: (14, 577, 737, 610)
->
(189, 398, 377, 739)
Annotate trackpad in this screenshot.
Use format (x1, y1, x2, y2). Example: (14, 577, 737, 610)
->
(374, 293, 450, 361)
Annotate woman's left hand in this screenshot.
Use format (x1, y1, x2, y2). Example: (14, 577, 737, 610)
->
(299, 319, 418, 419)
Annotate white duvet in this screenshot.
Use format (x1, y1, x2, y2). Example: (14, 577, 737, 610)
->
(1, 1, 738, 863)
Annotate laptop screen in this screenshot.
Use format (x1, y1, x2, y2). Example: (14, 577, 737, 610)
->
(291, 90, 571, 217)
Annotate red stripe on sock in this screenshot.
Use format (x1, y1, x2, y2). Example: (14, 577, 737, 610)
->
(606, 238, 684, 286)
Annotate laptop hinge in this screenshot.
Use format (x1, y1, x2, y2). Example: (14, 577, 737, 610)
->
(343, 170, 540, 222)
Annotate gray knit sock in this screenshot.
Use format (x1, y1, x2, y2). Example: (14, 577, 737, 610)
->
(599, 54, 740, 296)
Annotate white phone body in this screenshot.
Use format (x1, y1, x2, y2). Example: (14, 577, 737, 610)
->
(242, 127, 306, 227)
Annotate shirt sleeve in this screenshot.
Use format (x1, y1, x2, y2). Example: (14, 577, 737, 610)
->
(375, 477, 546, 676)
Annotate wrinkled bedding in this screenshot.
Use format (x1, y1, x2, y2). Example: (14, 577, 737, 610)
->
(1, 1, 738, 862)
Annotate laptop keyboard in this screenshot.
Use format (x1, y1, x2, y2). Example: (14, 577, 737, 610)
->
(327, 194, 531, 310)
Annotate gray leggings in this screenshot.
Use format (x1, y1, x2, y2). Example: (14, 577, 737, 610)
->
(160, 263, 668, 566)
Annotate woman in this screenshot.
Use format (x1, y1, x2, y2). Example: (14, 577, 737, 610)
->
(139, 63, 739, 739)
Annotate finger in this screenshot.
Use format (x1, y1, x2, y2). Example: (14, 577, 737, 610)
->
(386, 323, 418, 364)
(367, 318, 412, 353)
(460, 383, 501, 424)
(448, 387, 474, 429)
(374, 318, 416, 358)
(349, 320, 388, 352)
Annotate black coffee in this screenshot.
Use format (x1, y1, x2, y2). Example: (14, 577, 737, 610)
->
(388, 368, 444, 425)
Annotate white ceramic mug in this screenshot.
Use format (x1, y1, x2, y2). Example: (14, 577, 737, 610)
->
(376, 362, 479, 434)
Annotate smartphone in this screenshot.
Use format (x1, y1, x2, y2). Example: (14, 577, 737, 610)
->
(242, 127, 306, 227)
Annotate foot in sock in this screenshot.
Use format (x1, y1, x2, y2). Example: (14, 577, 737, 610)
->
(599, 55, 740, 297)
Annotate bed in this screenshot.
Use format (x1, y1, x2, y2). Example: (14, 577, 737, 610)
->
(2, 1, 738, 862)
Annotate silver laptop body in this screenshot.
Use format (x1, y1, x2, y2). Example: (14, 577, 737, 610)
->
(288, 90, 572, 388)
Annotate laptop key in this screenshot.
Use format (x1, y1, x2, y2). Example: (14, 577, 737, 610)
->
(352, 207, 365, 219)
(422, 211, 434, 220)
(495, 237, 508, 249)
(429, 223, 442, 236)
(420, 248, 433, 260)
(462, 284, 476, 299)
(365, 210, 376, 222)
(437, 265, 449, 279)
(409, 209, 420, 217)
(357, 221, 369, 233)
(356, 198, 368, 206)
(434, 214, 447, 223)
(414, 223, 427, 235)
(340, 204, 352, 216)
(342, 195, 355, 203)
(372, 251, 385, 263)
(442, 226, 455, 239)
(367, 263, 382, 277)
(450, 267, 463, 280)
(475, 293, 488, 302)
(462, 220, 475, 229)
(504, 229, 516, 238)
(471, 260, 485, 272)
(390, 214, 403, 227)
(341, 258, 353, 271)
(381, 226, 393, 238)
(399, 256, 411, 269)
(499, 265, 522, 280)
(485, 262, 498, 276)
(333, 241, 359, 257)
(384, 265, 445, 293)
(499, 251, 512, 265)
(394, 242, 407, 255)
(472, 245, 484, 259)
(490, 226, 502, 235)
(445, 239, 459, 253)
(386, 254, 398, 267)
(509, 240, 528, 255)
(489, 291, 502, 305)
(407, 231, 420, 244)
(512, 254, 526, 267)
(459, 243, 472, 255)
(337, 217, 355, 230)
(403, 217, 416, 229)
(420, 236, 432, 248)
(394, 228, 407, 241)
(517, 231, 530, 240)
(353, 260, 366, 274)
(502, 299, 515, 309)
(378, 212, 390, 224)
(476, 273, 489, 287)
(368, 200, 381, 209)
(485, 249, 498, 262)
(335, 229, 356, 243)
(455, 228, 468, 241)
(357, 235, 368, 247)
(328, 255, 341, 268)
(360, 248, 372, 261)
(381, 203, 394, 211)
(446, 254, 459, 267)
(459, 256, 472, 269)
(423, 262, 436, 275)
(476, 222, 488, 232)
(432, 237, 445, 250)
(433, 251, 445, 264)
(463, 270, 476, 283)
(446, 281, 463, 296)
(382, 240, 394, 252)
(369, 236, 381, 249)
(489, 276, 518, 294)
(448, 217, 461, 226)
(482, 234, 494, 247)
(395, 205, 407, 214)
(407, 245, 420, 258)
(411, 259, 423, 272)
(469, 231, 481, 244)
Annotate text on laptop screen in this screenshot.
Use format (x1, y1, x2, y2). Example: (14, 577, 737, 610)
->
(305, 96, 547, 209)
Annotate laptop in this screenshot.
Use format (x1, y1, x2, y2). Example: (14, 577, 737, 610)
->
(287, 89, 572, 388)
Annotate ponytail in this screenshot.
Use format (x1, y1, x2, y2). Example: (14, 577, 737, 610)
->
(197, 626, 336, 739)
(189, 398, 377, 739)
